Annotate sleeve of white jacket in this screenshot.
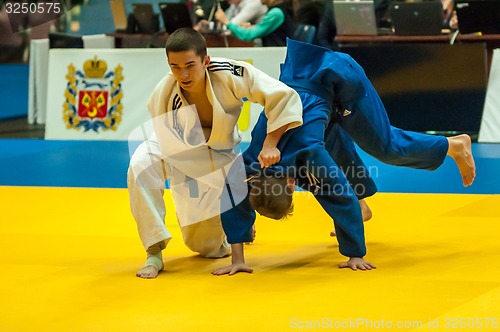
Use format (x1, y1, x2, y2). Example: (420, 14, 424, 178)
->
(229, 60, 303, 134)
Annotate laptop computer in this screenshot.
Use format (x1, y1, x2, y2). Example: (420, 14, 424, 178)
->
(390, 2, 443, 36)
(159, 2, 193, 35)
(455, 0, 500, 34)
(333, 0, 378, 36)
(109, 0, 128, 32)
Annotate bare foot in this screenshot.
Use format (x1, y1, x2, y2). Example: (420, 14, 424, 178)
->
(136, 264, 163, 279)
(330, 199, 372, 237)
(245, 224, 256, 245)
(359, 199, 372, 222)
(447, 134, 476, 187)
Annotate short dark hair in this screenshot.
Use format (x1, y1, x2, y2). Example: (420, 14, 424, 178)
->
(165, 28, 207, 59)
(248, 174, 294, 220)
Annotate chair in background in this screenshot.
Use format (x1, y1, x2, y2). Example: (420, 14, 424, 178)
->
(292, 24, 317, 44)
(0, 3, 28, 62)
(159, 2, 192, 35)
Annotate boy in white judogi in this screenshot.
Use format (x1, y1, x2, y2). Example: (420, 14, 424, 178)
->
(127, 28, 303, 278)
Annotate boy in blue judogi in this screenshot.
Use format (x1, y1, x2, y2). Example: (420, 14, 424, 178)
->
(213, 39, 475, 275)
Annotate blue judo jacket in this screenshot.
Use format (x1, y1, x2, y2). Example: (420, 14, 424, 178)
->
(221, 39, 448, 259)
(221, 39, 372, 258)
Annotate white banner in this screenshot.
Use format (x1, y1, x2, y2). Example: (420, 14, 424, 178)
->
(478, 49, 500, 143)
(44, 47, 287, 141)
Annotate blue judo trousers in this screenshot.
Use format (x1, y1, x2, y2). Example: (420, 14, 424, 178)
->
(221, 39, 448, 258)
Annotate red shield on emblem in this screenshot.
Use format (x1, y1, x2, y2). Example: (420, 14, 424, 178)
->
(78, 90, 109, 119)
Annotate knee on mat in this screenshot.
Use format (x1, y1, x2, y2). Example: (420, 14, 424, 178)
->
(185, 237, 229, 258)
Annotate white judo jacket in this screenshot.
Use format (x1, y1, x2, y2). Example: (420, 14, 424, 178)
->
(146, 57, 303, 226)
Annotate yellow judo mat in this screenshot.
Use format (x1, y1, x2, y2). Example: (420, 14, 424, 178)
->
(1, 186, 499, 331)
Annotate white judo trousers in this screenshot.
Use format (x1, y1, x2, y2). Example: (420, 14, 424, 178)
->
(128, 136, 240, 258)
(128, 102, 249, 257)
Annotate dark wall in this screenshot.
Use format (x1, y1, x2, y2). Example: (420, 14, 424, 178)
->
(339, 43, 488, 134)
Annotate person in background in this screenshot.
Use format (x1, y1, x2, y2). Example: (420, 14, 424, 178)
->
(292, 0, 323, 29)
(316, 0, 337, 49)
(195, 0, 267, 32)
(442, 0, 458, 30)
(224, 0, 268, 25)
(215, 0, 294, 46)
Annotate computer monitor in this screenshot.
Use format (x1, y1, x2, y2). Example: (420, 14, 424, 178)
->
(333, 0, 378, 36)
(159, 2, 193, 35)
(48, 32, 84, 48)
(455, 0, 500, 34)
(390, 2, 443, 36)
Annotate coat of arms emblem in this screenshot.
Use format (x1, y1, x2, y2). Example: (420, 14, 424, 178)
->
(63, 56, 124, 132)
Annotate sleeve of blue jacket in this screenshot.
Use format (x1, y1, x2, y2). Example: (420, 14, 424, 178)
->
(294, 141, 367, 258)
(220, 190, 256, 244)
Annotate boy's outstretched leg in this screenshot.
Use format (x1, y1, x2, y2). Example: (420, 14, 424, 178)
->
(447, 134, 476, 187)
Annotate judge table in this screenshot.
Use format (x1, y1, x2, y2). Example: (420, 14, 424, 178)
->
(333, 33, 500, 136)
